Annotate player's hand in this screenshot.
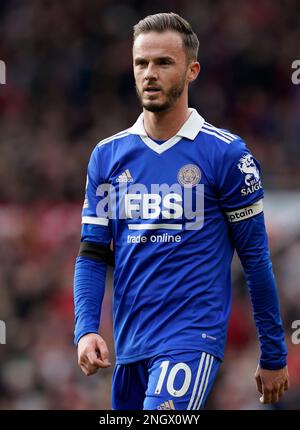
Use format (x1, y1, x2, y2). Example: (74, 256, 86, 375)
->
(77, 333, 111, 376)
(255, 365, 289, 404)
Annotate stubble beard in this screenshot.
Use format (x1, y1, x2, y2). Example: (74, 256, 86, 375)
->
(136, 75, 187, 113)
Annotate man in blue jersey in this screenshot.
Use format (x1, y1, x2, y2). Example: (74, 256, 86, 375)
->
(74, 12, 289, 410)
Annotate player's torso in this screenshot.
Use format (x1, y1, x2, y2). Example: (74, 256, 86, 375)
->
(97, 131, 234, 361)
(98, 132, 225, 245)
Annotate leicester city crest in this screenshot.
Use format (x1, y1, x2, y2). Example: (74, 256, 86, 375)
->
(178, 164, 201, 187)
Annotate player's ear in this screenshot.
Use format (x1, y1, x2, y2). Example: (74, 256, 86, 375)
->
(187, 61, 200, 83)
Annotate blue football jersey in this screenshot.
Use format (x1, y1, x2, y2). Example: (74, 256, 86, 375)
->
(81, 108, 264, 364)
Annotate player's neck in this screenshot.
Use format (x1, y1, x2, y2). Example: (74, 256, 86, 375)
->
(143, 100, 190, 141)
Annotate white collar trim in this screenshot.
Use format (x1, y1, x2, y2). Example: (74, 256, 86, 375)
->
(128, 108, 204, 154)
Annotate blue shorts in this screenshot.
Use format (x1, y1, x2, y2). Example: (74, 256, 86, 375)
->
(112, 350, 221, 410)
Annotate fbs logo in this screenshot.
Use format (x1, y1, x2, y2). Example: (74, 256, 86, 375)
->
(116, 169, 133, 183)
(96, 182, 205, 230)
(157, 400, 175, 410)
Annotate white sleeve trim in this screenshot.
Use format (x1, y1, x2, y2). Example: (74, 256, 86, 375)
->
(82, 216, 109, 226)
(226, 199, 263, 223)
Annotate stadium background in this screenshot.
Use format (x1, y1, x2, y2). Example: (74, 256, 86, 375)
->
(0, 0, 299, 410)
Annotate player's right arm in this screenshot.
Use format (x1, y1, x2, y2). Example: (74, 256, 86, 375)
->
(77, 333, 111, 376)
(73, 145, 113, 375)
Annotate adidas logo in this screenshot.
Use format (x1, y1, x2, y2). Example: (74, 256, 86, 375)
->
(116, 169, 133, 183)
(157, 400, 175, 410)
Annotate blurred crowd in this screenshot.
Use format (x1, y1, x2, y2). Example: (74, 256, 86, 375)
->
(0, 0, 299, 410)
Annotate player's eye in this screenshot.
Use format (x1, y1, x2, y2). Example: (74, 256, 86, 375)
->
(158, 58, 173, 66)
(135, 59, 148, 68)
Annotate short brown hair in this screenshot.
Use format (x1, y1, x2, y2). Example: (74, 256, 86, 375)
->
(133, 12, 199, 62)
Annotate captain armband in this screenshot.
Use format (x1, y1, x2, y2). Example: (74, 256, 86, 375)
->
(78, 241, 115, 267)
(225, 199, 263, 223)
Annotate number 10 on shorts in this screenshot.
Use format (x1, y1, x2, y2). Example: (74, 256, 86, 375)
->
(155, 361, 192, 397)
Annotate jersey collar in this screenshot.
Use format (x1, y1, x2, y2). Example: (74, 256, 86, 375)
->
(128, 108, 204, 155)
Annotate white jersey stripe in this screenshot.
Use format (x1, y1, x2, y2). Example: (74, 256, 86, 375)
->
(187, 352, 206, 410)
(82, 216, 109, 226)
(202, 124, 235, 142)
(98, 131, 130, 147)
(205, 122, 236, 139)
(196, 355, 214, 410)
(128, 223, 182, 230)
(191, 353, 211, 410)
(201, 128, 232, 144)
(99, 128, 130, 142)
(204, 122, 236, 140)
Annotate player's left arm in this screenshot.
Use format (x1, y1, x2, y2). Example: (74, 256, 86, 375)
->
(228, 211, 289, 403)
(218, 138, 289, 404)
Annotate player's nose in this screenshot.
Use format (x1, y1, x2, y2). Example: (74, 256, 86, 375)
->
(144, 63, 158, 81)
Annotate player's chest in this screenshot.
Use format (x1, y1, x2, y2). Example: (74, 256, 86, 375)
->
(104, 144, 217, 221)
(106, 143, 214, 192)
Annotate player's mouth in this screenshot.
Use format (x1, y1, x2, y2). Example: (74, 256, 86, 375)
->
(144, 87, 161, 95)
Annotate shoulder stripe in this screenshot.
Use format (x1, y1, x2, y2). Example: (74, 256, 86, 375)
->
(101, 128, 130, 142)
(97, 130, 130, 147)
(203, 122, 237, 140)
(201, 128, 233, 144)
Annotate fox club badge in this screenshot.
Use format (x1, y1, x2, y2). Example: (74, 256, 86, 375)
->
(237, 154, 260, 186)
(178, 164, 201, 187)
